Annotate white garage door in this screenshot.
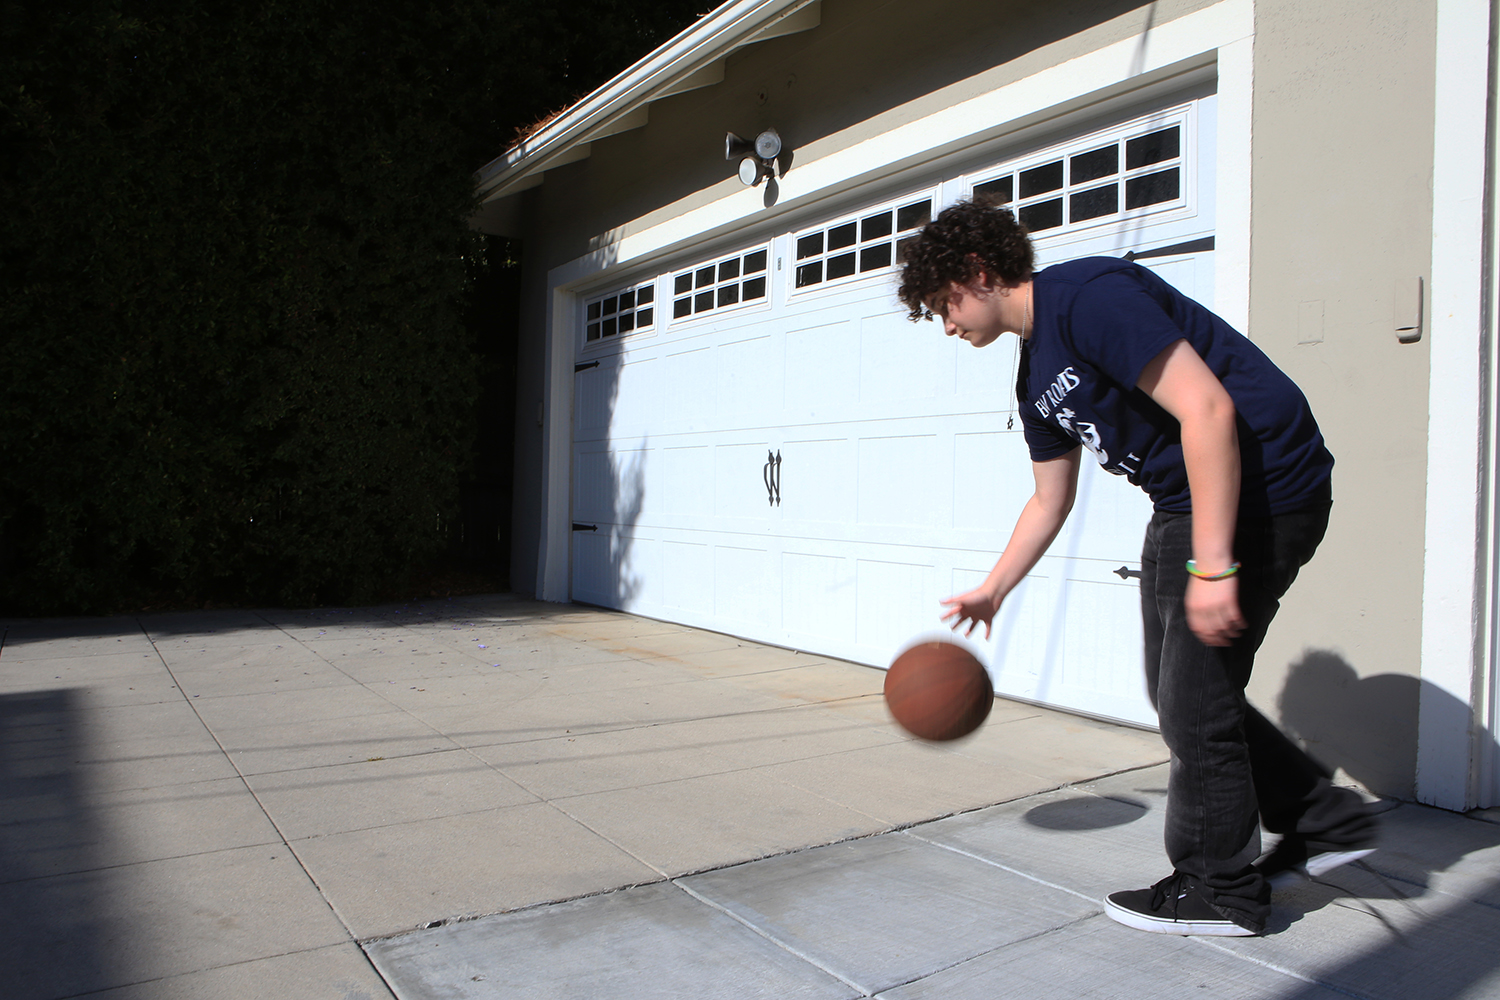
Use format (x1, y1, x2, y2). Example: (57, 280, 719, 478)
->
(571, 97, 1216, 727)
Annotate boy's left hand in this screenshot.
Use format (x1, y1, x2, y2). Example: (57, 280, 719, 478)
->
(1185, 576, 1245, 647)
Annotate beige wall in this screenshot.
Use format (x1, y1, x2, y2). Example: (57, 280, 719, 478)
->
(1245, 0, 1437, 799)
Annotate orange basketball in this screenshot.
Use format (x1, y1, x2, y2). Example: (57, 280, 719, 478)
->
(884, 641, 993, 741)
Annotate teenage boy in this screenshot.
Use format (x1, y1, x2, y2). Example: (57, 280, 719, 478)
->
(897, 199, 1376, 937)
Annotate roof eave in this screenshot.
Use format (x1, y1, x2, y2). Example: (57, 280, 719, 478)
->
(474, 0, 820, 203)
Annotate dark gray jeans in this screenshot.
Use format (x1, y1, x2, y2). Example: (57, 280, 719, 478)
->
(1140, 504, 1372, 932)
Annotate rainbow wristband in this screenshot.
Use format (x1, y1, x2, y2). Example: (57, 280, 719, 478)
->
(1185, 560, 1241, 580)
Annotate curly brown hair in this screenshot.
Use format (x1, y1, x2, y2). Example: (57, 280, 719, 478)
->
(896, 200, 1035, 320)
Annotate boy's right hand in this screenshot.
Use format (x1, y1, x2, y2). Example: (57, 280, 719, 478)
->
(941, 587, 1001, 639)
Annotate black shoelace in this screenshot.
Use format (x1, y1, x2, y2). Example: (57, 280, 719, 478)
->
(1149, 871, 1194, 912)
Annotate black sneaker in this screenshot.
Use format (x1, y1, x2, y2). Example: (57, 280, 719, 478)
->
(1104, 871, 1258, 936)
(1256, 836, 1375, 889)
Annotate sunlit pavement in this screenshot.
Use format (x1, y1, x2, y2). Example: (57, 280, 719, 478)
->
(2, 594, 1497, 999)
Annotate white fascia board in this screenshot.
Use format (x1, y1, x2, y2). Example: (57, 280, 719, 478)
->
(476, 0, 820, 202)
(1417, 0, 1494, 812)
(603, 0, 1251, 270)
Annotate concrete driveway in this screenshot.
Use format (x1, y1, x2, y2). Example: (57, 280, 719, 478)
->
(2, 594, 1497, 999)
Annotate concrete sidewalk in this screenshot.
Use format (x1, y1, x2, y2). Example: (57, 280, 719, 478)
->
(2, 594, 1498, 999)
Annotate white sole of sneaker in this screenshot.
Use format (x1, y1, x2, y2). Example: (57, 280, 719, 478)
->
(1267, 847, 1375, 889)
(1103, 898, 1257, 937)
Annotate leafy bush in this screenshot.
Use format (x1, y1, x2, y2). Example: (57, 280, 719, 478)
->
(0, 0, 702, 612)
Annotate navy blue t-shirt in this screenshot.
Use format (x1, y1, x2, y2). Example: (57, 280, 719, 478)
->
(1019, 257, 1332, 515)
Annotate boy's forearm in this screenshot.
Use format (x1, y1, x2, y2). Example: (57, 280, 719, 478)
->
(983, 492, 1071, 601)
(1179, 407, 1240, 569)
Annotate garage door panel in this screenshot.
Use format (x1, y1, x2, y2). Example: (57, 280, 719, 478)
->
(1051, 461, 1154, 564)
(715, 441, 777, 521)
(573, 448, 608, 522)
(572, 447, 618, 523)
(984, 570, 1067, 699)
(785, 319, 859, 418)
(976, 561, 1155, 728)
(952, 429, 1034, 531)
(855, 557, 940, 655)
(779, 437, 855, 523)
(663, 346, 715, 431)
(859, 310, 952, 405)
(716, 333, 784, 423)
(629, 534, 662, 612)
(573, 446, 649, 526)
(575, 365, 617, 439)
(1059, 575, 1147, 703)
(609, 357, 661, 439)
(573, 529, 657, 612)
(857, 434, 942, 528)
(572, 531, 613, 605)
(954, 328, 1021, 399)
(663, 539, 713, 615)
(715, 545, 774, 630)
(662, 445, 713, 518)
(782, 551, 856, 644)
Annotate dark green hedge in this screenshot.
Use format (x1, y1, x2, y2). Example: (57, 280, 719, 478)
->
(0, 1, 702, 613)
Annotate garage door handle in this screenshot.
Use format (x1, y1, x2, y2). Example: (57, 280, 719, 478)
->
(1123, 236, 1215, 262)
(763, 450, 781, 506)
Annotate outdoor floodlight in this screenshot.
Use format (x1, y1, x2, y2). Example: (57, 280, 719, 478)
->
(726, 129, 782, 187)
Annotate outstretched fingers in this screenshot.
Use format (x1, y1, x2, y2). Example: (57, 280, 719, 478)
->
(940, 594, 993, 640)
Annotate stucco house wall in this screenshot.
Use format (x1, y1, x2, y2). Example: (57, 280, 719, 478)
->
(1241, 1, 1438, 798)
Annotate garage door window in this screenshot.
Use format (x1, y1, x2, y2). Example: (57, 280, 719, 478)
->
(585, 280, 656, 342)
(792, 195, 933, 291)
(669, 246, 771, 321)
(971, 109, 1189, 237)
